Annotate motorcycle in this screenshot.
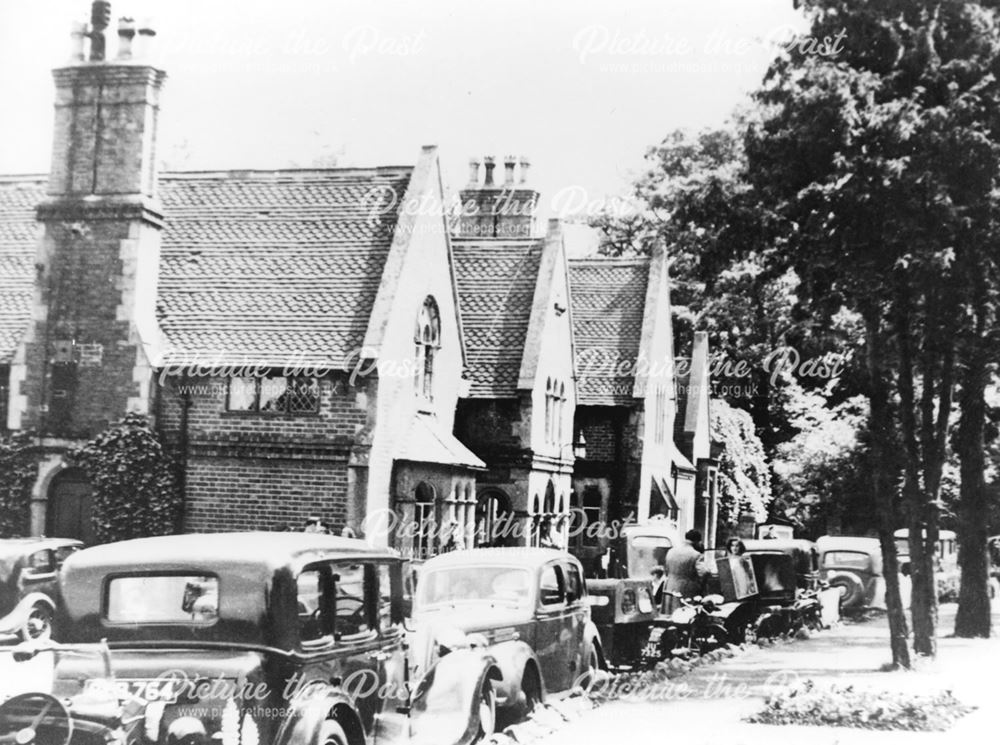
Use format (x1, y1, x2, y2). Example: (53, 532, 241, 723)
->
(642, 592, 730, 662)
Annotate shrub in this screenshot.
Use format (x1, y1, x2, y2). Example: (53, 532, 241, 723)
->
(749, 680, 975, 731)
(0, 431, 36, 537)
(69, 413, 182, 543)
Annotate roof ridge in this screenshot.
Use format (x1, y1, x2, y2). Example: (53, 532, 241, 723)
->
(0, 174, 48, 183)
(569, 256, 650, 267)
(160, 166, 413, 181)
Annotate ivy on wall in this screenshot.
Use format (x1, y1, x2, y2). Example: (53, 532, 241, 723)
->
(710, 398, 772, 530)
(70, 413, 182, 543)
(0, 431, 36, 538)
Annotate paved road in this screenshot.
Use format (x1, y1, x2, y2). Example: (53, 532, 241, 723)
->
(539, 604, 1000, 745)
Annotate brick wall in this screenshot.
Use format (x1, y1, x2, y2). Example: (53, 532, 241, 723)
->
(20, 215, 156, 439)
(575, 406, 631, 463)
(183, 457, 349, 532)
(49, 65, 164, 198)
(157, 372, 371, 532)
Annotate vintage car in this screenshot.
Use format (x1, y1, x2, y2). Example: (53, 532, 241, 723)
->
(894, 528, 962, 601)
(0, 532, 503, 745)
(711, 539, 838, 637)
(817, 535, 911, 611)
(0, 537, 83, 643)
(584, 521, 679, 667)
(412, 548, 604, 722)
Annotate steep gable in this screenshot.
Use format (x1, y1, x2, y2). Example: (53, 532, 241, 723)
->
(452, 238, 544, 397)
(568, 258, 650, 405)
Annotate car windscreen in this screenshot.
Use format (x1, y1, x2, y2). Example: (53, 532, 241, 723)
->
(628, 536, 672, 578)
(415, 566, 531, 609)
(822, 551, 872, 571)
(106, 575, 218, 624)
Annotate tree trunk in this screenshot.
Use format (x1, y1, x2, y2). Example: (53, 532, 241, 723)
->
(895, 285, 936, 656)
(954, 296, 992, 638)
(865, 309, 911, 668)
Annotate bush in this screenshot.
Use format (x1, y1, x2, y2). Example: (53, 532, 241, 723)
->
(69, 413, 182, 543)
(0, 431, 36, 537)
(749, 680, 975, 731)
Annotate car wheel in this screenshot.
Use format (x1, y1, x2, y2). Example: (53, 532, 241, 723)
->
(520, 665, 543, 718)
(22, 602, 53, 642)
(476, 679, 496, 740)
(579, 646, 601, 689)
(828, 574, 864, 609)
(316, 719, 349, 745)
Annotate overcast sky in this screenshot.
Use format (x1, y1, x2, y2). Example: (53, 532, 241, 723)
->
(0, 0, 805, 221)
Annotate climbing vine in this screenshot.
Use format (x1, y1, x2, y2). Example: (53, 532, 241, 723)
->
(710, 398, 772, 530)
(0, 431, 36, 537)
(70, 413, 182, 543)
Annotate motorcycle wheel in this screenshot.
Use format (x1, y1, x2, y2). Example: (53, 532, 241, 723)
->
(754, 613, 787, 641)
(694, 624, 729, 654)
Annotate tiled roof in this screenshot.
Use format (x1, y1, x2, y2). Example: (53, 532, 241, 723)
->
(0, 169, 413, 369)
(568, 258, 650, 406)
(452, 239, 543, 397)
(396, 412, 486, 469)
(157, 168, 412, 368)
(0, 176, 45, 364)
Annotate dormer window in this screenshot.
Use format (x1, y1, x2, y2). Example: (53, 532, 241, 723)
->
(414, 296, 441, 403)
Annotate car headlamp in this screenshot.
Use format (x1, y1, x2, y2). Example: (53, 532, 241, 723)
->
(435, 626, 470, 657)
(165, 717, 207, 745)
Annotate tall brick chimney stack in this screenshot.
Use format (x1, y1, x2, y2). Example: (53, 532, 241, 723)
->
(16, 0, 167, 440)
(456, 154, 539, 239)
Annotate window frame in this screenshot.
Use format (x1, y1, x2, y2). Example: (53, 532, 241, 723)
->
(224, 373, 320, 416)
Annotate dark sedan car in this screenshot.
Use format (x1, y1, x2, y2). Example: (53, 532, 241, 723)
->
(0, 537, 82, 642)
(412, 548, 604, 721)
(0, 532, 502, 745)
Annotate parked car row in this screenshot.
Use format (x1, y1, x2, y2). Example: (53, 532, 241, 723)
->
(0, 533, 602, 745)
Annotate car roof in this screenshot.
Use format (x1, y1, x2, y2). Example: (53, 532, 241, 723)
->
(63, 532, 397, 573)
(0, 536, 82, 555)
(420, 547, 577, 570)
(816, 536, 880, 551)
(741, 538, 816, 553)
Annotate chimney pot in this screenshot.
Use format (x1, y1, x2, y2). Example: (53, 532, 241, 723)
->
(89, 1, 112, 61)
(503, 156, 516, 186)
(134, 19, 157, 59)
(468, 158, 481, 186)
(69, 21, 87, 62)
(483, 156, 496, 187)
(519, 157, 531, 184)
(117, 17, 136, 60)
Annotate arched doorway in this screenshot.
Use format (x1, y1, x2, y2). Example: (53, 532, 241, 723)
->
(46, 468, 96, 545)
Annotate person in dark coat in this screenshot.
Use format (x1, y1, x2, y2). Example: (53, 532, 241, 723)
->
(664, 529, 708, 612)
(650, 566, 666, 607)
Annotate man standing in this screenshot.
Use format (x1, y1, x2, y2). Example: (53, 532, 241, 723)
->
(665, 529, 708, 611)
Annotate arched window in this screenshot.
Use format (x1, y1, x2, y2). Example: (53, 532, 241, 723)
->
(544, 378, 553, 444)
(414, 297, 441, 402)
(476, 490, 512, 547)
(413, 482, 436, 559)
(557, 382, 566, 446)
(531, 495, 541, 547)
(540, 482, 556, 547)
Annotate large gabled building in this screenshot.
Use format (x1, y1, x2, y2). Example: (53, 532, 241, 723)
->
(0, 2, 719, 558)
